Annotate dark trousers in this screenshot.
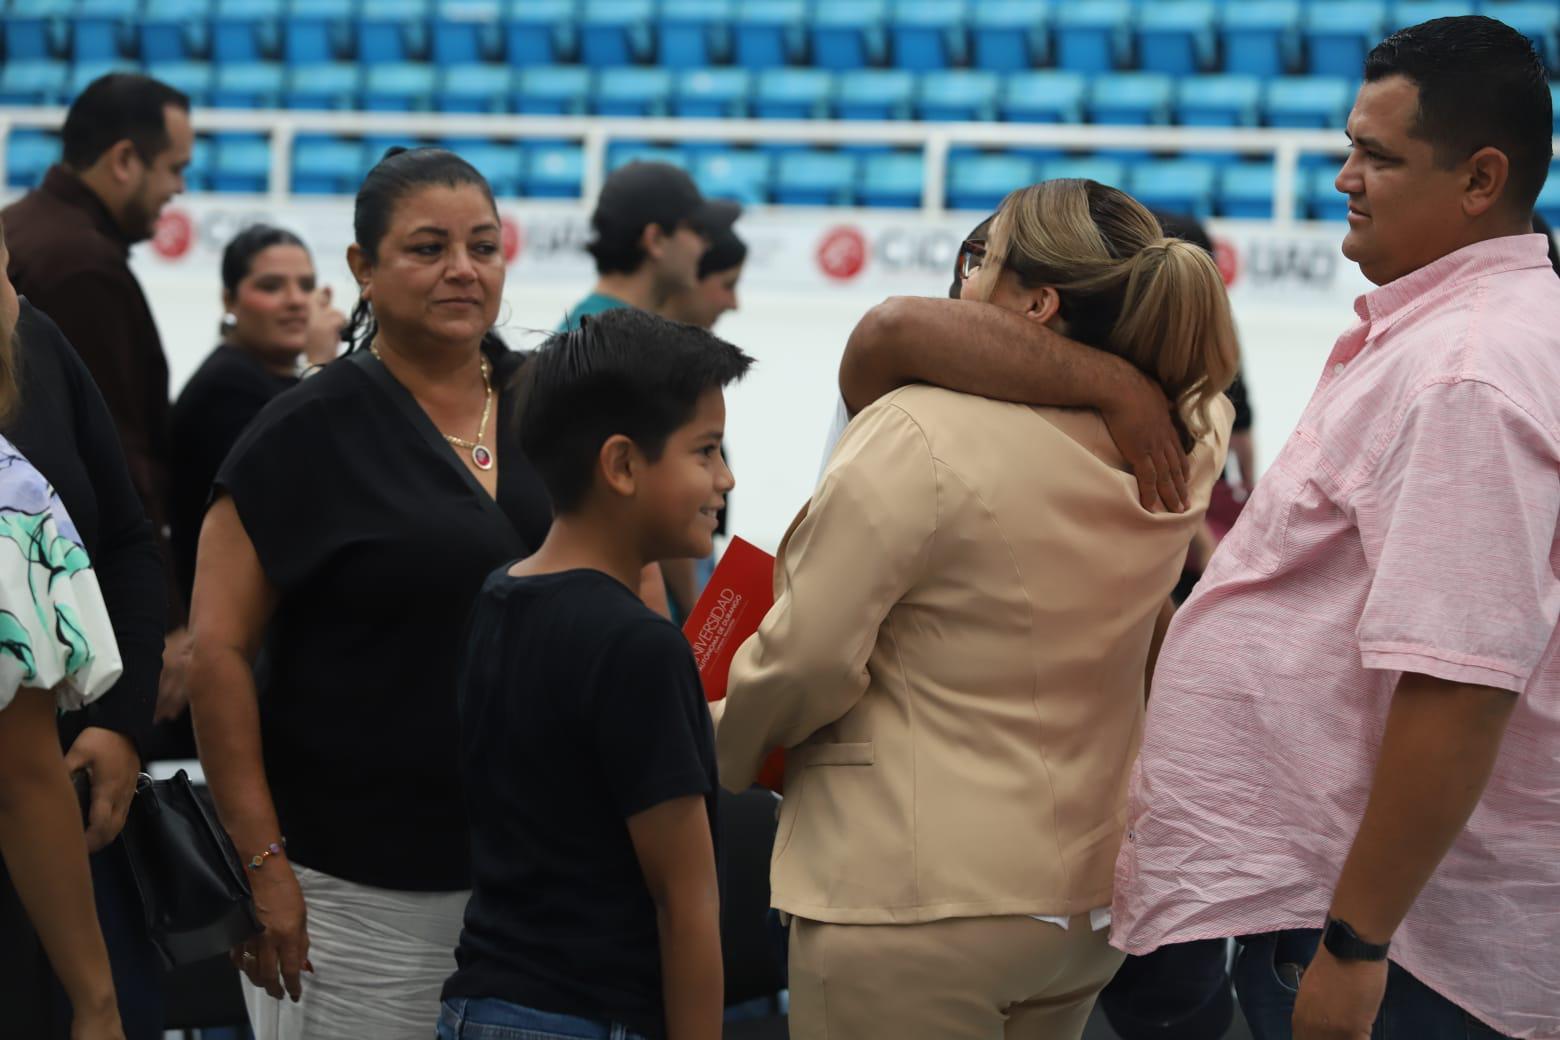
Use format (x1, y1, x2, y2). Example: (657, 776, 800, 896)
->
(0, 840, 165, 1040)
(1098, 939, 1236, 1040)
(1235, 930, 1512, 1040)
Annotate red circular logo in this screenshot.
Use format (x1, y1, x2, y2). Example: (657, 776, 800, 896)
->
(500, 214, 523, 265)
(151, 208, 193, 260)
(1213, 237, 1239, 288)
(817, 226, 867, 282)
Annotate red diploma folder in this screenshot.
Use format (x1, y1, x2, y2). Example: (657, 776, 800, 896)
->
(682, 537, 786, 792)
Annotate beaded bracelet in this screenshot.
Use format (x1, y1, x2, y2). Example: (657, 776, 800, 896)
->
(246, 838, 287, 872)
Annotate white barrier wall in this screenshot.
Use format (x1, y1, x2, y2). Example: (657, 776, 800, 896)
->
(130, 197, 1373, 553)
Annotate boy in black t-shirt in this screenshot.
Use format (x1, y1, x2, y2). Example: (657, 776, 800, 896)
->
(441, 308, 752, 1040)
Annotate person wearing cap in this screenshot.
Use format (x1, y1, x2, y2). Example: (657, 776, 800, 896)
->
(663, 200, 746, 332)
(560, 162, 714, 332)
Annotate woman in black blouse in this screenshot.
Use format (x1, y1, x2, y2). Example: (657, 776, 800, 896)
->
(185, 149, 552, 1040)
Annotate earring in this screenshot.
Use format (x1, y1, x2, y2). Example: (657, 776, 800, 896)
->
(221, 312, 237, 331)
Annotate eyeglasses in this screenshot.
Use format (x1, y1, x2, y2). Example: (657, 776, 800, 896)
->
(956, 237, 987, 281)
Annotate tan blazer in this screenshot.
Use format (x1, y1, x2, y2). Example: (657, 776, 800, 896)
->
(717, 385, 1231, 925)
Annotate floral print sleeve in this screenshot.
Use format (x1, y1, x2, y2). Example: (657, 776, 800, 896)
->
(0, 435, 123, 712)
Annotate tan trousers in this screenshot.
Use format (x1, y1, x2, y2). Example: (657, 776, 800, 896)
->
(788, 914, 1126, 1040)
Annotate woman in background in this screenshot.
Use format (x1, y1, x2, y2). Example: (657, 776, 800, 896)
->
(168, 224, 345, 610)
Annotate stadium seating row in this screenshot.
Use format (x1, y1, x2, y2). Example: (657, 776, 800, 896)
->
(11, 128, 1560, 221)
(16, 61, 1560, 134)
(2, 0, 1556, 76)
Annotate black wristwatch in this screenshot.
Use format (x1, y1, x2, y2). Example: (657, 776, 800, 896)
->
(1322, 917, 1392, 962)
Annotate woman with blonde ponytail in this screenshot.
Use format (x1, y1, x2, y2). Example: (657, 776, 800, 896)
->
(716, 179, 1237, 1040)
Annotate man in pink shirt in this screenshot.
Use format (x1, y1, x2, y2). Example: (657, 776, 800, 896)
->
(1112, 16, 1560, 1040)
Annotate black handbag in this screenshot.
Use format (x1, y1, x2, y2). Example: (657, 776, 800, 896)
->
(117, 769, 262, 968)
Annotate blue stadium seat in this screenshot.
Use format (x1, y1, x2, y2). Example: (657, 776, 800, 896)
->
(363, 63, 437, 110)
(1222, 1, 1301, 77)
(674, 68, 750, 117)
(692, 148, 771, 203)
(436, 63, 513, 112)
(454, 140, 525, 195)
(580, 0, 653, 66)
(947, 153, 1032, 211)
(836, 69, 914, 119)
(1219, 162, 1275, 217)
(858, 150, 923, 207)
(432, 0, 502, 65)
(212, 135, 271, 192)
(215, 0, 284, 62)
(774, 150, 858, 205)
(281, 0, 353, 65)
(503, 0, 574, 65)
(1303, 1, 1385, 77)
(1388, 1, 1476, 32)
(753, 68, 833, 119)
(1039, 155, 1127, 187)
(1090, 72, 1174, 125)
(1001, 70, 1086, 123)
(212, 61, 285, 107)
(523, 143, 584, 197)
(0, 61, 69, 105)
(1127, 158, 1217, 218)
(293, 135, 368, 193)
(1054, 0, 1131, 73)
(917, 69, 999, 121)
(971, 0, 1048, 72)
(1138, 1, 1217, 76)
(1486, 3, 1560, 67)
(660, 0, 732, 69)
(68, 62, 136, 101)
(185, 134, 214, 190)
(3, 0, 71, 62)
(1266, 76, 1352, 127)
(1536, 163, 1560, 227)
(1307, 165, 1348, 220)
(140, 0, 213, 64)
(890, 0, 966, 71)
(1177, 74, 1262, 126)
(733, 0, 806, 69)
(285, 62, 361, 109)
(358, 0, 432, 64)
(73, 0, 138, 62)
(594, 67, 674, 116)
(514, 65, 592, 114)
(811, 1, 888, 70)
(1553, 83, 1560, 134)
(146, 62, 216, 106)
(5, 131, 60, 189)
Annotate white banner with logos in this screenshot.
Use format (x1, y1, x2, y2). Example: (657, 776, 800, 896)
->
(125, 196, 1365, 552)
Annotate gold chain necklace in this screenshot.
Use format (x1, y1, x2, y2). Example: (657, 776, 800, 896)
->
(370, 343, 495, 471)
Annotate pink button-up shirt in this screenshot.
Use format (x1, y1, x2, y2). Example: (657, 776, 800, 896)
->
(1112, 235, 1560, 1039)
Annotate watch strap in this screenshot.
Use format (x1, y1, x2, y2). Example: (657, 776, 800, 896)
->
(1323, 917, 1391, 962)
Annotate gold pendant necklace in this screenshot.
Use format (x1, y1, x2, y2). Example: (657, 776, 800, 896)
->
(371, 344, 495, 471)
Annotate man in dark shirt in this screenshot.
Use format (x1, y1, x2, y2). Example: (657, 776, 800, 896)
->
(2, 73, 192, 621)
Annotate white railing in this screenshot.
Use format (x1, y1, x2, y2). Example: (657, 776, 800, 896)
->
(0, 105, 1357, 222)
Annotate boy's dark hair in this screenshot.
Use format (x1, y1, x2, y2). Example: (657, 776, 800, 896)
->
(519, 307, 753, 513)
(221, 224, 309, 294)
(344, 146, 498, 352)
(62, 73, 190, 170)
(1364, 16, 1552, 213)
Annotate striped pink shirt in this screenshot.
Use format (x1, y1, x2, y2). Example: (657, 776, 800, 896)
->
(1111, 234, 1560, 1039)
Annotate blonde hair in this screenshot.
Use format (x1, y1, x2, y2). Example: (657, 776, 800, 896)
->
(978, 179, 1238, 439)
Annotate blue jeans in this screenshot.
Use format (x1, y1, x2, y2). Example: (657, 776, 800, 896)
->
(1234, 930, 1512, 1040)
(438, 998, 650, 1040)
